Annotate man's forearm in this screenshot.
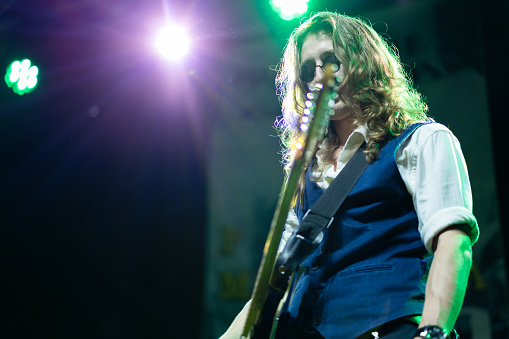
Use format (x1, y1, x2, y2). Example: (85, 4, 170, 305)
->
(418, 228, 472, 334)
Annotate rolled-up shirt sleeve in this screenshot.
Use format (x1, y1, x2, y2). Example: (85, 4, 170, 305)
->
(396, 123, 479, 252)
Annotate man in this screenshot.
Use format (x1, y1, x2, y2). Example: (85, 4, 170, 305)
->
(221, 11, 478, 339)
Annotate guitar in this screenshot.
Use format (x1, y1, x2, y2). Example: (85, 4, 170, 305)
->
(241, 64, 340, 339)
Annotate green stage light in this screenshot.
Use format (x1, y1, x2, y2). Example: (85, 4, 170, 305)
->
(270, 0, 309, 21)
(4, 59, 39, 95)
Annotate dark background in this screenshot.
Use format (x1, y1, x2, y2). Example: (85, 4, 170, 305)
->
(1, 0, 508, 338)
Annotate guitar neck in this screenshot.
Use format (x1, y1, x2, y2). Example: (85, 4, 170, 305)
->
(241, 74, 338, 339)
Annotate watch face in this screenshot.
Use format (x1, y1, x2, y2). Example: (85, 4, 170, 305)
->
(428, 327, 447, 339)
(416, 326, 448, 339)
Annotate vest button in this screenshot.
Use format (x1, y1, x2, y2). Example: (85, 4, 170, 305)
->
(311, 289, 320, 299)
(320, 246, 326, 254)
(313, 317, 322, 326)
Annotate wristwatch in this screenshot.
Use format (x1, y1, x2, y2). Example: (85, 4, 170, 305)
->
(414, 326, 448, 339)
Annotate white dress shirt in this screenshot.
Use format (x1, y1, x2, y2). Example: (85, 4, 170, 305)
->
(280, 123, 479, 253)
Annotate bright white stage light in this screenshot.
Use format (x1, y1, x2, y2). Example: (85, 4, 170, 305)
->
(155, 24, 191, 61)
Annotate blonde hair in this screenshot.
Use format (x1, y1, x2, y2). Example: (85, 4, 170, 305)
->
(275, 12, 429, 203)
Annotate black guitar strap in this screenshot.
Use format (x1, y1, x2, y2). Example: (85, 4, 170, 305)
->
(296, 141, 368, 240)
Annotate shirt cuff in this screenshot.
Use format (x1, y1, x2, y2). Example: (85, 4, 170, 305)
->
(420, 206, 479, 252)
(279, 209, 300, 252)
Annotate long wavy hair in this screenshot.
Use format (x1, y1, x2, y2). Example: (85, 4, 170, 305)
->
(275, 12, 429, 204)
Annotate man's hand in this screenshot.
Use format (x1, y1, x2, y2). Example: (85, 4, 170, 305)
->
(219, 300, 251, 339)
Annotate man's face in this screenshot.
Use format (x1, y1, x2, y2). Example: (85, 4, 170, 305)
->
(300, 32, 352, 122)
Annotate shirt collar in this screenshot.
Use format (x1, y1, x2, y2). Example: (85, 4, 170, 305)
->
(318, 124, 369, 151)
(350, 124, 369, 146)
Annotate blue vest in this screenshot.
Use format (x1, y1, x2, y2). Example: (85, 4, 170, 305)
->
(288, 124, 431, 339)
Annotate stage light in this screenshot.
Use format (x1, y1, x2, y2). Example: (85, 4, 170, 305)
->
(270, 0, 309, 21)
(4, 59, 39, 95)
(155, 24, 191, 61)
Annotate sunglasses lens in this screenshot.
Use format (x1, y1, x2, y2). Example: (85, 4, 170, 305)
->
(299, 56, 340, 83)
(323, 55, 340, 68)
(300, 65, 315, 83)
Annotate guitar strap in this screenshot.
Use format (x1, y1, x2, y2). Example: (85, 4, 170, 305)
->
(296, 141, 368, 241)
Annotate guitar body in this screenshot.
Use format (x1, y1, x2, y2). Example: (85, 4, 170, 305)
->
(250, 278, 296, 339)
(250, 287, 285, 339)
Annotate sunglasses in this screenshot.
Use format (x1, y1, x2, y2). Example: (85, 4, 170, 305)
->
(299, 54, 341, 83)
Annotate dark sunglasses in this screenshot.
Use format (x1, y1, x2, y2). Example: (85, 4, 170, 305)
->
(299, 54, 341, 83)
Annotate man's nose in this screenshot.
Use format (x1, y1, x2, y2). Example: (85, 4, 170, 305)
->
(311, 66, 326, 86)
